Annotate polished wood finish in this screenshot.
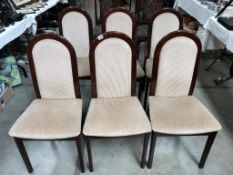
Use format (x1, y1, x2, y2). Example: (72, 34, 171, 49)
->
(140, 133, 150, 168)
(149, 30, 202, 96)
(76, 137, 85, 172)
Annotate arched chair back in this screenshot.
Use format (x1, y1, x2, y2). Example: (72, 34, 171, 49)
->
(150, 31, 201, 97)
(27, 33, 80, 99)
(59, 7, 93, 58)
(90, 32, 137, 98)
(148, 8, 183, 59)
(102, 8, 136, 42)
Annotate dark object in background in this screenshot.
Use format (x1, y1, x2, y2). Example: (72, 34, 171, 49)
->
(0, 0, 24, 27)
(218, 17, 233, 30)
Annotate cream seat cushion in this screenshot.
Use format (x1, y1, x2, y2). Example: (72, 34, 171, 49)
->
(9, 99, 82, 139)
(149, 96, 222, 135)
(83, 97, 151, 137)
(137, 61, 145, 78)
(78, 57, 90, 78)
(145, 58, 153, 78)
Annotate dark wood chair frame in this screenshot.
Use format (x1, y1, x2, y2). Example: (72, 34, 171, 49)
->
(143, 8, 183, 108)
(58, 7, 94, 81)
(85, 32, 150, 172)
(147, 30, 218, 169)
(102, 8, 145, 100)
(13, 33, 85, 173)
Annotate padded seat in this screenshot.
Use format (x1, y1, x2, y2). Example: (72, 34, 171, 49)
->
(78, 57, 90, 77)
(9, 99, 82, 140)
(83, 97, 151, 137)
(137, 61, 145, 78)
(149, 96, 222, 135)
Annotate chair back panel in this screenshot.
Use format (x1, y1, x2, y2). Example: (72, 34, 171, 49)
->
(154, 36, 199, 97)
(105, 12, 133, 39)
(61, 11, 90, 57)
(149, 12, 181, 59)
(94, 37, 133, 98)
(31, 39, 76, 99)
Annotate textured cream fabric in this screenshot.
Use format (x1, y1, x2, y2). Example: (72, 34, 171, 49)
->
(32, 39, 76, 99)
(105, 12, 133, 39)
(145, 58, 153, 78)
(9, 99, 82, 139)
(62, 11, 90, 58)
(154, 37, 198, 96)
(78, 57, 90, 77)
(149, 96, 221, 134)
(137, 61, 145, 78)
(83, 97, 151, 137)
(95, 38, 132, 98)
(149, 13, 180, 59)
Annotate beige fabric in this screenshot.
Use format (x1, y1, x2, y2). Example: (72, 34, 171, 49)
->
(95, 38, 132, 98)
(149, 13, 180, 59)
(154, 37, 198, 96)
(137, 61, 145, 78)
(149, 96, 221, 134)
(9, 99, 82, 139)
(105, 12, 133, 39)
(78, 57, 90, 77)
(83, 97, 151, 137)
(32, 39, 76, 99)
(62, 11, 90, 58)
(145, 58, 153, 78)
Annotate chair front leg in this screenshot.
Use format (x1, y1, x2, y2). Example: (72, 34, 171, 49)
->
(199, 132, 218, 168)
(14, 138, 33, 173)
(140, 133, 150, 168)
(147, 132, 157, 169)
(143, 78, 150, 109)
(85, 136, 94, 172)
(75, 136, 85, 173)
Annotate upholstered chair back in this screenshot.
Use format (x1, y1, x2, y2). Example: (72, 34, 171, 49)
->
(90, 32, 137, 98)
(149, 9, 182, 59)
(103, 8, 136, 42)
(27, 34, 80, 99)
(59, 7, 92, 58)
(150, 31, 201, 97)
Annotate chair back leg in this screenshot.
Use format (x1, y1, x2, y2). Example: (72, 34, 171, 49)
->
(85, 137, 94, 172)
(14, 138, 33, 173)
(199, 132, 218, 168)
(75, 137, 85, 173)
(147, 132, 157, 169)
(140, 133, 150, 168)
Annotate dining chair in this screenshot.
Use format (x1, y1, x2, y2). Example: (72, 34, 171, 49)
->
(83, 32, 151, 171)
(59, 7, 93, 80)
(144, 8, 183, 108)
(8, 33, 85, 173)
(147, 30, 222, 169)
(102, 7, 145, 98)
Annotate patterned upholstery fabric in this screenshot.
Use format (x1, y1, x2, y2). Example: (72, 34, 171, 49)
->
(95, 38, 132, 98)
(154, 37, 197, 97)
(149, 96, 222, 134)
(83, 97, 151, 137)
(9, 99, 82, 139)
(105, 12, 133, 39)
(32, 39, 76, 99)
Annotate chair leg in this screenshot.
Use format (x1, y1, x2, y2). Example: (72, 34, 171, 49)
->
(75, 136, 85, 173)
(144, 78, 149, 109)
(138, 78, 144, 101)
(85, 137, 94, 172)
(147, 132, 157, 169)
(140, 133, 150, 168)
(199, 132, 217, 168)
(14, 138, 33, 173)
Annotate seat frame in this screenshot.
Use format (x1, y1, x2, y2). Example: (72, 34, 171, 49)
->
(85, 32, 150, 172)
(143, 8, 183, 108)
(13, 33, 85, 173)
(102, 7, 145, 100)
(147, 31, 219, 169)
(58, 7, 93, 80)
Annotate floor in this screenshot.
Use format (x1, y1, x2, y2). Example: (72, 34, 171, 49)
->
(1, 1, 233, 175)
